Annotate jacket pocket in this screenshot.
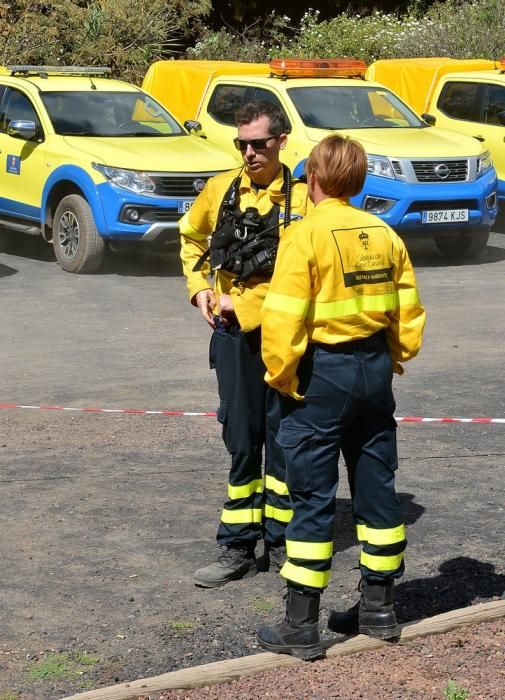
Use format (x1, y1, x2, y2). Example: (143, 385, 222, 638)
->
(276, 426, 315, 492)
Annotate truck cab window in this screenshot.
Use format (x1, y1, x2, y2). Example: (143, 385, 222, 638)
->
(208, 85, 252, 125)
(437, 82, 482, 122)
(0, 89, 41, 133)
(482, 84, 505, 126)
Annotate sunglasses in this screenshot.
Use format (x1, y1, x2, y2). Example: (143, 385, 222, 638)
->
(233, 135, 279, 151)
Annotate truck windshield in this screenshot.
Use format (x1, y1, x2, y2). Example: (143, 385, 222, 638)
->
(41, 91, 186, 137)
(287, 86, 425, 130)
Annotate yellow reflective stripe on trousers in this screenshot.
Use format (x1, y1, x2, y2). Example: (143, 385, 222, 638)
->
(263, 291, 310, 317)
(360, 551, 404, 572)
(356, 524, 406, 545)
(264, 504, 293, 523)
(286, 540, 333, 560)
(220, 508, 263, 524)
(227, 479, 263, 499)
(308, 292, 399, 321)
(280, 561, 330, 589)
(264, 474, 289, 496)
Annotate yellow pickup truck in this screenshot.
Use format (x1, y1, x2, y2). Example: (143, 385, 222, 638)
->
(366, 57, 505, 208)
(142, 59, 498, 261)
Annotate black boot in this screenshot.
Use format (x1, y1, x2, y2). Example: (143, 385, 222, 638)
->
(327, 600, 359, 636)
(328, 579, 399, 640)
(256, 588, 323, 660)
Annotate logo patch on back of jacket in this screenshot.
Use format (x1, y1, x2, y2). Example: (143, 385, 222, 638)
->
(331, 225, 394, 287)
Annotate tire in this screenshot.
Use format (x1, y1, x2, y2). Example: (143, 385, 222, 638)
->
(52, 194, 105, 273)
(0, 227, 12, 253)
(434, 229, 490, 261)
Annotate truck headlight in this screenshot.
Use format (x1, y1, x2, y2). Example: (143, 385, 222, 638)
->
(367, 155, 396, 180)
(92, 163, 156, 194)
(477, 151, 493, 177)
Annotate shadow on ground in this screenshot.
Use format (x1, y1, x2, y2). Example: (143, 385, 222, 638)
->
(1, 235, 183, 277)
(396, 556, 505, 622)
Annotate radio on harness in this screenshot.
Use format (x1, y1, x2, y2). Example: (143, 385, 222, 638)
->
(193, 164, 293, 285)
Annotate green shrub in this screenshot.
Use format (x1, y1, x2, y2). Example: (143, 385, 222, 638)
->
(0, 0, 211, 84)
(187, 1, 505, 64)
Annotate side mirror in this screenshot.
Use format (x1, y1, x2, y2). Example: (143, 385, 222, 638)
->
(184, 119, 207, 139)
(497, 110, 505, 126)
(7, 119, 37, 140)
(421, 113, 436, 126)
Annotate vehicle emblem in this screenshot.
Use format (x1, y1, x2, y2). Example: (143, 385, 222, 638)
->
(193, 178, 206, 193)
(359, 231, 369, 249)
(434, 163, 450, 180)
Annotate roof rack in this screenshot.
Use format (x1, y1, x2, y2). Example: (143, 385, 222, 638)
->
(6, 65, 111, 77)
(270, 58, 367, 80)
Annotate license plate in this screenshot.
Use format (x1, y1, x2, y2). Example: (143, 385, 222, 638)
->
(177, 199, 194, 214)
(421, 209, 468, 224)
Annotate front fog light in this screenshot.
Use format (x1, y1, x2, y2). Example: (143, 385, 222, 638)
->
(486, 192, 497, 210)
(126, 208, 140, 222)
(363, 196, 395, 214)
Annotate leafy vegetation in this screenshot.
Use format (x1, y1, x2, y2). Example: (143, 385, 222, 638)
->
(189, 1, 505, 64)
(444, 679, 470, 700)
(0, 0, 211, 83)
(0, 1, 503, 84)
(24, 651, 99, 683)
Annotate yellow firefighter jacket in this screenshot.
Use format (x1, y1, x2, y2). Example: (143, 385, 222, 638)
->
(179, 167, 311, 333)
(261, 198, 426, 399)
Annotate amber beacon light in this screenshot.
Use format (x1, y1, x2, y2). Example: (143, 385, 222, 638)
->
(499, 56, 505, 72)
(269, 58, 367, 79)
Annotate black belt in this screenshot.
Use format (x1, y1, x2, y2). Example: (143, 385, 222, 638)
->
(313, 330, 387, 354)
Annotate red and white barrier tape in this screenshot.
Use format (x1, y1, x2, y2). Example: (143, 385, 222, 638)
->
(0, 403, 504, 424)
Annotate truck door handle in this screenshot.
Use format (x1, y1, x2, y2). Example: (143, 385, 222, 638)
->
(474, 135, 485, 141)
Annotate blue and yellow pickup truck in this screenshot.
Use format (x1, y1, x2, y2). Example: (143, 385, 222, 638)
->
(143, 58, 499, 261)
(366, 57, 505, 209)
(0, 65, 238, 272)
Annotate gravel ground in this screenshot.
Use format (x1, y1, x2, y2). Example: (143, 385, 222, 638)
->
(144, 617, 505, 700)
(1, 234, 504, 699)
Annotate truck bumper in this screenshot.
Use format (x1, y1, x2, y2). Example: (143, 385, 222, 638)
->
(351, 170, 498, 235)
(96, 182, 187, 244)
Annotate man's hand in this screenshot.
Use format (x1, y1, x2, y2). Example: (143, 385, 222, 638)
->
(218, 294, 237, 325)
(195, 288, 217, 328)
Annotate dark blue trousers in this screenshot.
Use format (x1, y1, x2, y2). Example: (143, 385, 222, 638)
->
(276, 332, 407, 593)
(210, 319, 291, 549)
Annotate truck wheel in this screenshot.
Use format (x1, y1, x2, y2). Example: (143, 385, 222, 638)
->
(434, 229, 489, 261)
(53, 194, 105, 273)
(0, 227, 12, 253)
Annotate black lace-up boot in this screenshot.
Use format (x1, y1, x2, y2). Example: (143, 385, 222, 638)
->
(193, 545, 256, 588)
(256, 587, 323, 660)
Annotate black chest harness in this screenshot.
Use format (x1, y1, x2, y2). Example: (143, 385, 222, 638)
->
(193, 164, 293, 286)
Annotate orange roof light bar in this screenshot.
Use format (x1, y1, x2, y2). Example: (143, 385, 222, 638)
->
(270, 58, 367, 79)
(500, 56, 505, 72)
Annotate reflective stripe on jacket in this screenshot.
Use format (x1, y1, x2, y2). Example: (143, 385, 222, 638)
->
(261, 198, 426, 398)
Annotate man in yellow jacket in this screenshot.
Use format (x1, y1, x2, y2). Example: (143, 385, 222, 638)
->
(179, 102, 311, 587)
(257, 134, 426, 659)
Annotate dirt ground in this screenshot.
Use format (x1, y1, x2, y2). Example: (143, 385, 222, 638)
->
(0, 233, 504, 699)
(151, 617, 505, 700)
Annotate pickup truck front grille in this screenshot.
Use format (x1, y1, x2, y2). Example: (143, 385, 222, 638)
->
(407, 199, 477, 213)
(411, 160, 468, 182)
(149, 171, 227, 197)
